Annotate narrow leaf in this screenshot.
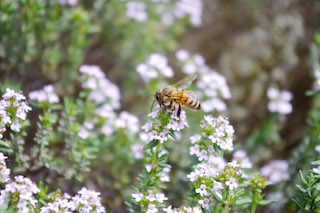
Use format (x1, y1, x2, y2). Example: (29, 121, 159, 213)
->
(258, 200, 277, 206)
(299, 170, 307, 185)
(143, 140, 159, 151)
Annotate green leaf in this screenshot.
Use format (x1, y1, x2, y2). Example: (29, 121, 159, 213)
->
(212, 191, 226, 204)
(169, 130, 177, 140)
(234, 198, 252, 206)
(311, 160, 320, 166)
(296, 184, 307, 193)
(258, 200, 277, 206)
(0, 147, 13, 154)
(0, 140, 10, 148)
(143, 140, 159, 151)
(299, 170, 307, 185)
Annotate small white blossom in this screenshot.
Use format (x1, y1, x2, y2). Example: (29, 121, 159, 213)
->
(260, 160, 290, 184)
(155, 193, 168, 203)
(131, 192, 144, 202)
(267, 87, 293, 115)
(225, 177, 238, 190)
(195, 184, 207, 197)
(126, 1, 148, 21)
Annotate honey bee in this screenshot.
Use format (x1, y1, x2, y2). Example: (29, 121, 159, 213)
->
(154, 74, 201, 117)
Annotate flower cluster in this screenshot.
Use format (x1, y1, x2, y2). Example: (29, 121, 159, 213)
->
(232, 150, 253, 169)
(115, 111, 140, 134)
(0, 88, 31, 135)
(187, 160, 243, 209)
(126, 1, 148, 22)
(0, 153, 10, 183)
(175, 49, 231, 112)
(267, 87, 293, 115)
(194, 115, 234, 154)
(163, 205, 202, 212)
(131, 190, 168, 212)
(142, 105, 188, 143)
(136, 53, 174, 83)
(40, 188, 106, 213)
(174, 0, 203, 26)
(80, 65, 120, 109)
(79, 65, 140, 139)
(125, 0, 203, 26)
(176, 50, 205, 75)
(59, 0, 77, 6)
(260, 160, 290, 184)
(0, 175, 40, 212)
(28, 84, 59, 104)
(197, 68, 231, 112)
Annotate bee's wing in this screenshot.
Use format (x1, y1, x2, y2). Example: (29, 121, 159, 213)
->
(173, 74, 197, 89)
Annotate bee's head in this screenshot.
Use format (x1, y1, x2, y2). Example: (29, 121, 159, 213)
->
(154, 91, 162, 105)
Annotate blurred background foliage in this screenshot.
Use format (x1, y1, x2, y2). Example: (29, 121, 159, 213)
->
(1, 0, 320, 212)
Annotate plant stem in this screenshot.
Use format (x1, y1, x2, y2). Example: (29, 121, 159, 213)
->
(251, 190, 258, 213)
(215, 203, 222, 213)
(223, 194, 231, 213)
(151, 142, 161, 174)
(251, 203, 257, 213)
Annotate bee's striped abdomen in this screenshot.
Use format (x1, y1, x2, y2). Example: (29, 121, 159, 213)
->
(178, 90, 201, 110)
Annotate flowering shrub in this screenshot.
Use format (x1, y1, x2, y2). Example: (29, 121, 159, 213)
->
(0, 0, 320, 212)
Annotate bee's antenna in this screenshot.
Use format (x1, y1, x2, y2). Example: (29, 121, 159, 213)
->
(150, 100, 156, 112)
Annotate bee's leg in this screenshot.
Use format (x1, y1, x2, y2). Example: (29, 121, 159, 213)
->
(168, 100, 173, 108)
(177, 103, 182, 118)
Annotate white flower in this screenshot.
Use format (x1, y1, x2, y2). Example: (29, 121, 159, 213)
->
(78, 128, 90, 139)
(195, 184, 207, 197)
(176, 49, 190, 61)
(115, 111, 140, 133)
(267, 87, 293, 115)
(190, 134, 201, 144)
(260, 160, 290, 184)
(174, 0, 203, 26)
(131, 192, 144, 202)
(313, 166, 320, 175)
(316, 145, 320, 153)
(29, 85, 59, 104)
(142, 122, 153, 132)
(225, 177, 238, 190)
(126, 1, 148, 21)
(136, 54, 174, 83)
(155, 193, 168, 203)
(146, 203, 158, 213)
(10, 120, 21, 132)
(198, 198, 210, 210)
(146, 192, 157, 202)
(131, 143, 144, 159)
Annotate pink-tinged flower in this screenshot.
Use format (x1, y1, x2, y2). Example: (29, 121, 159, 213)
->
(232, 150, 253, 169)
(131, 143, 144, 159)
(146, 191, 157, 202)
(136, 54, 174, 83)
(174, 0, 203, 26)
(313, 166, 320, 175)
(267, 87, 293, 115)
(155, 193, 168, 203)
(78, 128, 90, 139)
(195, 184, 207, 197)
(29, 84, 59, 104)
(10, 120, 21, 132)
(260, 160, 290, 184)
(190, 134, 201, 144)
(126, 2, 148, 21)
(141, 122, 153, 132)
(146, 203, 158, 213)
(198, 198, 211, 210)
(225, 177, 238, 190)
(131, 192, 144, 202)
